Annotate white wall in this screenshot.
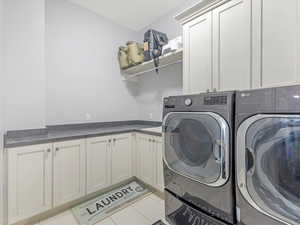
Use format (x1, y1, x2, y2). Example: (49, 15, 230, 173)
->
(135, 0, 201, 121)
(46, 0, 139, 125)
(3, 0, 46, 130)
(1, 0, 201, 130)
(136, 64, 183, 121)
(0, 0, 4, 223)
(0, 0, 4, 138)
(139, 0, 201, 40)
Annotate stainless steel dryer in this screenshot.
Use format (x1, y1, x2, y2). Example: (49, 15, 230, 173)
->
(236, 85, 300, 225)
(163, 91, 236, 225)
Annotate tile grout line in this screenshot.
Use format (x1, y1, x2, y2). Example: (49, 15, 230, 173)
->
(103, 193, 155, 225)
(131, 205, 154, 223)
(110, 216, 118, 225)
(130, 196, 165, 224)
(129, 205, 154, 223)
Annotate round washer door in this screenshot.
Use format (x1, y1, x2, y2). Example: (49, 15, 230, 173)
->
(237, 115, 300, 225)
(163, 112, 230, 187)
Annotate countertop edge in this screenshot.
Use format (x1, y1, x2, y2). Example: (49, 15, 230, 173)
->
(4, 128, 162, 149)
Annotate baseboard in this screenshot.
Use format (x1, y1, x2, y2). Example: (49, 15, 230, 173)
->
(134, 177, 165, 200)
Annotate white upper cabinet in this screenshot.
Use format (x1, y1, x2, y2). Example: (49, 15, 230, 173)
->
(212, 0, 252, 91)
(178, 0, 300, 92)
(111, 133, 132, 185)
(8, 144, 53, 225)
(182, 0, 252, 93)
(252, 0, 299, 88)
(53, 140, 86, 207)
(86, 136, 112, 194)
(183, 11, 213, 94)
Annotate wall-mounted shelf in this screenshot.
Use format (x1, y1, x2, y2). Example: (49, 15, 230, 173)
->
(122, 49, 183, 80)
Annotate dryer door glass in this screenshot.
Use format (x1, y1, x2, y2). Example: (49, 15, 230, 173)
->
(244, 116, 300, 224)
(163, 112, 229, 186)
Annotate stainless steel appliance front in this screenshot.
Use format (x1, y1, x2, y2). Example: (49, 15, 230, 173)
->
(163, 112, 230, 187)
(237, 114, 300, 225)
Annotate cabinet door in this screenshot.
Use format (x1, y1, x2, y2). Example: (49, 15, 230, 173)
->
(111, 133, 132, 185)
(183, 11, 213, 94)
(154, 137, 164, 192)
(131, 133, 138, 177)
(252, 0, 299, 88)
(8, 144, 52, 224)
(86, 136, 111, 194)
(213, 0, 252, 91)
(53, 139, 85, 207)
(136, 134, 156, 186)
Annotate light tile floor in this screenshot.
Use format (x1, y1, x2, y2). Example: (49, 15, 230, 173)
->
(36, 193, 170, 225)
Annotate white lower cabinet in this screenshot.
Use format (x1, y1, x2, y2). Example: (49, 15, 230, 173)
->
(86, 133, 132, 192)
(7, 144, 53, 225)
(154, 137, 164, 192)
(86, 136, 111, 194)
(6, 132, 162, 224)
(111, 133, 132, 185)
(53, 139, 86, 207)
(136, 134, 156, 186)
(136, 134, 164, 192)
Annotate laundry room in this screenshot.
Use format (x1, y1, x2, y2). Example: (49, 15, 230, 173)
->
(0, 0, 300, 225)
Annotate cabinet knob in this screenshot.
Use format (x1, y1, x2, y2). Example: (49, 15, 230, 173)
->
(113, 138, 116, 142)
(108, 139, 112, 143)
(56, 147, 59, 151)
(47, 148, 51, 153)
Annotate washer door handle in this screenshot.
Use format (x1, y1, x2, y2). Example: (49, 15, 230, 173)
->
(214, 140, 222, 162)
(246, 147, 256, 176)
(215, 140, 226, 179)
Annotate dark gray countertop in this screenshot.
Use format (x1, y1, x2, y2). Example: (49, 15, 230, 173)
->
(4, 121, 162, 148)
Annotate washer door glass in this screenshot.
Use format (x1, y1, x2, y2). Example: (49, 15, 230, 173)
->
(164, 112, 229, 185)
(245, 117, 300, 224)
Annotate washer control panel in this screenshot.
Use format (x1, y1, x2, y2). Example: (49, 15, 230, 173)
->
(204, 96, 227, 105)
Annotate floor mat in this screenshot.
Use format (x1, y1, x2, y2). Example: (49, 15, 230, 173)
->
(72, 181, 149, 225)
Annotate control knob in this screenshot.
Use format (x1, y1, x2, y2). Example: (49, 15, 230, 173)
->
(184, 98, 192, 106)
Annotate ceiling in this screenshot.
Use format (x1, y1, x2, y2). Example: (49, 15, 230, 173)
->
(67, 0, 186, 31)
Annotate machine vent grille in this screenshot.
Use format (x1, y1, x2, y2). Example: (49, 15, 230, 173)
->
(204, 96, 227, 105)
